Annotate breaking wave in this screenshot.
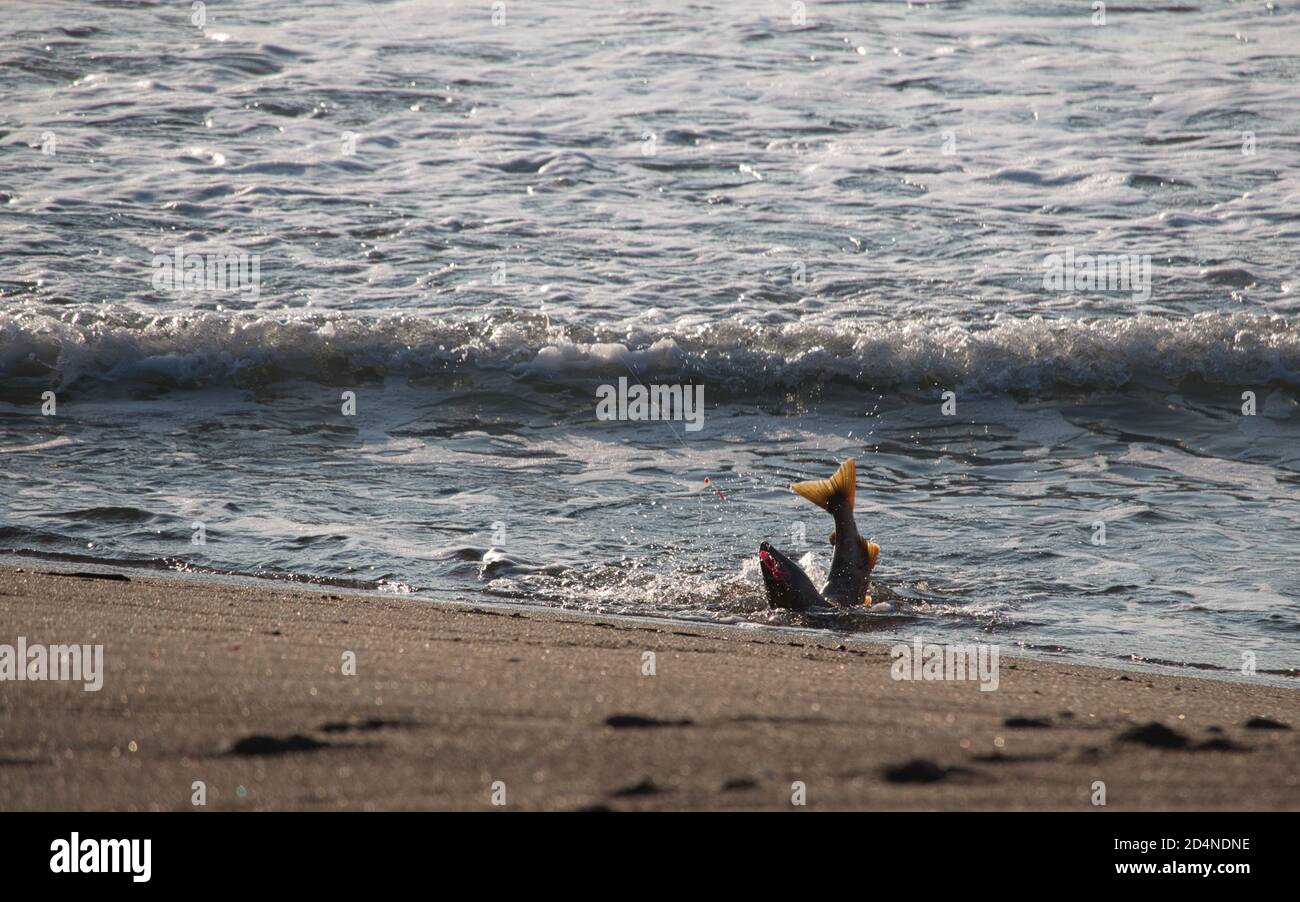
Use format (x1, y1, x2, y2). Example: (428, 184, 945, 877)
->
(2, 305, 1298, 396)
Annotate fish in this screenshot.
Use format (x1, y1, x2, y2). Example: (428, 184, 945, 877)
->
(758, 458, 880, 610)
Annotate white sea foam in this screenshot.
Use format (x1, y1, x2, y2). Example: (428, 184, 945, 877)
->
(3, 306, 1297, 395)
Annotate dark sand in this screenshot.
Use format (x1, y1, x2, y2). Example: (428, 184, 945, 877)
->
(0, 565, 1295, 810)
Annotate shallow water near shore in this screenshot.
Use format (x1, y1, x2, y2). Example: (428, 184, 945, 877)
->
(2, 1, 1299, 682)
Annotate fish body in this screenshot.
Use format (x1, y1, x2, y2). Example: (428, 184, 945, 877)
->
(760, 458, 879, 610)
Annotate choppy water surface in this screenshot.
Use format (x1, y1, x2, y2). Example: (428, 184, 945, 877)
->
(2, 1, 1298, 681)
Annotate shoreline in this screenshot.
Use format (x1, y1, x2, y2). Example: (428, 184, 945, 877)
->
(1, 564, 1296, 810)
(6, 552, 1293, 690)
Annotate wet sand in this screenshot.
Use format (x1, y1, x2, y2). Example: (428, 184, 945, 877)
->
(0, 564, 1295, 810)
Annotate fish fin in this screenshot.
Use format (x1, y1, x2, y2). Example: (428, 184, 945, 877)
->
(790, 458, 856, 512)
(863, 539, 880, 569)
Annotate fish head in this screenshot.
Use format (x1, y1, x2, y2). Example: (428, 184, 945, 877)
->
(758, 542, 823, 610)
(758, 542, 792, 583)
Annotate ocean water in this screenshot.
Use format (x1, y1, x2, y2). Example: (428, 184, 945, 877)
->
(2, 0, 1298, 682)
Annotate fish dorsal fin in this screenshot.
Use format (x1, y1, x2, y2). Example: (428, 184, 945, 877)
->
(864, 539, 880, 569)
(791, 458, 856, 512)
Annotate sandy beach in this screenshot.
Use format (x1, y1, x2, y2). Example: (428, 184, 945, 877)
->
(0, 564, 1295, 811)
